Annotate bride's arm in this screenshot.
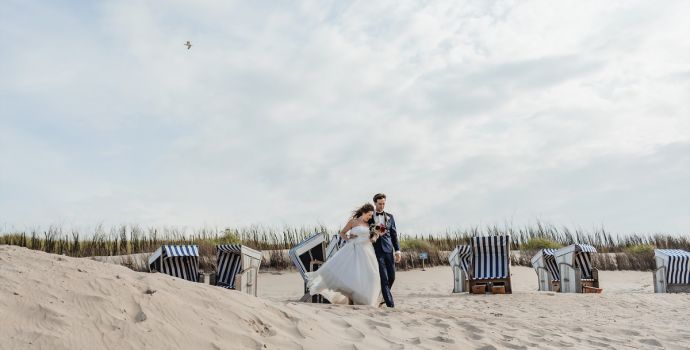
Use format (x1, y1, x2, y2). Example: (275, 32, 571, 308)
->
(339, 219, 355, 240)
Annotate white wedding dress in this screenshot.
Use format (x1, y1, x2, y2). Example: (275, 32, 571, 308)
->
(306, 225, 381, 306)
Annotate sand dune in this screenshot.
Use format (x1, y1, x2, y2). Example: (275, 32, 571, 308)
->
(2, 245, 690, 350)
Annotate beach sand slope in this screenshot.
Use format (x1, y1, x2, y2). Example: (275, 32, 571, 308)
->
(2, 245, 689, 349)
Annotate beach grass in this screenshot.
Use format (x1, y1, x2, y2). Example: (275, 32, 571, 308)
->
(1, 223, 687, 271)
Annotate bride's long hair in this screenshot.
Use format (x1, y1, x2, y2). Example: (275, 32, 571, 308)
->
(352, 203, 375, 219)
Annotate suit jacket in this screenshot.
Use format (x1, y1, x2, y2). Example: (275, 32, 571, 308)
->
(369, 212, 400, 255)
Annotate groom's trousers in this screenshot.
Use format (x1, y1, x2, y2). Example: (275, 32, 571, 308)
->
(377, 252, 396, 307)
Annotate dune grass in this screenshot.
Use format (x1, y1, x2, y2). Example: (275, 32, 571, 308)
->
(1, 222, 687, 271)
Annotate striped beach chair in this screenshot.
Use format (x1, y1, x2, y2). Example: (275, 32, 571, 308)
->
(553, 244, 600, 293)
(325, 234, 346, 261)
(213, 244, 262, 296)
(449, 245, 472, 293)
(289, 233, 329, 303)
(531, 249, 560, 291)
(466, 235, 512, 294)
(654, 249, 690, 293)
(148, 245, 201, 282)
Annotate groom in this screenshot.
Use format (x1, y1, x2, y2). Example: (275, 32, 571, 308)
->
(369, 193, 401, 308)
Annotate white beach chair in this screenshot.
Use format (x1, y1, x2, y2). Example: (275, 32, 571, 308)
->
(653, 249, 690, 293)
(469, 235, 512, 294)
(553, 244, 600, 293)
(212, 244, 262, 296)
(148, 245, 201, 282)
(289, 233, 330, 303)
(449, 245, 472, 293)
(531, 248, 560, 291)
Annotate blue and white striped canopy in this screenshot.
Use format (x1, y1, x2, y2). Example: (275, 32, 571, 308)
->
(217, 244, 243, 254)
(553, 243, 597, 280)
(542, 248, 560, 281)
(148, 245, 200, 282)
(656, 249, 690, 257)
(471, 235, 511, 280)
(575, 244, 597, 253)
(449, 245, 472, 277)
(575, 245, 596, 279)
(543, 248, 557, 256)
(216, 244, 243, 289)
(163, 245, 199, 257)
(656, 249, 690, 285)
(214, 244, 262, 289)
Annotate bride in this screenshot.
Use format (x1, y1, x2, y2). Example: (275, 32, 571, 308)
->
(306, 203, 381, 306)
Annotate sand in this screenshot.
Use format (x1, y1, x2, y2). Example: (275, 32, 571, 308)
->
(2, 245, 690, 350)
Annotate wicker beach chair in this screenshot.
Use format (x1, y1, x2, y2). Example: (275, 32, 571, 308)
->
(212, 244, 262, 296)
(654, 249, 690, 293)
(460, 236, 512, 294)
(531, 248, 560, 291)
(553, 244, 600, 293)
(148, 245, 201, 282)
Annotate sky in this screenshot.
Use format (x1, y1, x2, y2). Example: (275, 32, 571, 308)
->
(1, 0, 689, 235)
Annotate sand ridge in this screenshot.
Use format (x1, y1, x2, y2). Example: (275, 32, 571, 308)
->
(2, 245, 690, 349)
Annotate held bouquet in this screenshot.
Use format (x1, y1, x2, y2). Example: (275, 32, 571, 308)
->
(369, 223, 386, 243)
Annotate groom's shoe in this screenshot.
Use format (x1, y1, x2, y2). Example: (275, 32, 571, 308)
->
(378, 301, 386, 308)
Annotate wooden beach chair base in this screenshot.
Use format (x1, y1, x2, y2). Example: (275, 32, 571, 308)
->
(667, 284, 690, 293)
(582, 286, 603, 293)
(468, 279, 512, 294)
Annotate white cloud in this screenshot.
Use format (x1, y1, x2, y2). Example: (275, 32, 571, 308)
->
(1, 0, 689, 235)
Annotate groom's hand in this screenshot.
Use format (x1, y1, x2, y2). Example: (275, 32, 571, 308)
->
(394, 251, 402, 263)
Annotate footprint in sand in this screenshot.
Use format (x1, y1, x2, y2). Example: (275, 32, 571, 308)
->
(455, 321, 485, 334)
(247, 318, 277, 337)
(331, 318, 352, 329)
(475, 345, 498, 350)
(402, 319, 423, 327)
(224, 334, 263, 349)
(586, 339, 611, 348)
(430, 336, 455, 344)
(367, 319, 391, 329)
(556, 340, 576, 347)
(427, 318, 451, 330)
(639, 339, 662, 347)
(345, 326, 366, 341)
(500, 341, 528, 350)
(455, 321, 485, 340)
(408, 337, 422, 345)
(329, 318, 365, 341)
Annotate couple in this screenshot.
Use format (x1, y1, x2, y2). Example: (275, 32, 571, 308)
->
(307, 193, 401, 307)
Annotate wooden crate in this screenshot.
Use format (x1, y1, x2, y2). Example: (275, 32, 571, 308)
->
(471, 284, 486, 294)
(491, 285, 506, 294)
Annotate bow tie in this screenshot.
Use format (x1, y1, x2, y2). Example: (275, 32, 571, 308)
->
(376, 212, 385, 216)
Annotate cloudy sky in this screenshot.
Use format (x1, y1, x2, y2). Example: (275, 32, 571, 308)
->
(1, 0, 689, 235)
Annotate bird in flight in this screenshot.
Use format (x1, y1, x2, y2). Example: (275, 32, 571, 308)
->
(184, 41, 192, 50)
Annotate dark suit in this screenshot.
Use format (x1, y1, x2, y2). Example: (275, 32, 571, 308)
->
(369, 212, 399, 307)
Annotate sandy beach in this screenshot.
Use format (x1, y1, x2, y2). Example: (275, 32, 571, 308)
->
(2, 245, 690, 350)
